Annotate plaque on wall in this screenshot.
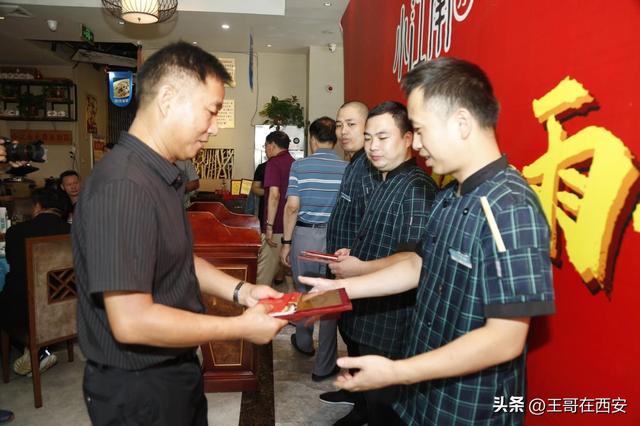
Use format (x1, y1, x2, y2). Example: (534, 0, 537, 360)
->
(218, 99, 235, 129)
(219, 58, 236, 88)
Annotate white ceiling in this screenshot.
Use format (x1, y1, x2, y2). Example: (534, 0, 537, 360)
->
(0, 0, 349, 65)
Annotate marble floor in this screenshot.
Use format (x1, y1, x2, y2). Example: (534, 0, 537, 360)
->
(0, 324, 352, 425)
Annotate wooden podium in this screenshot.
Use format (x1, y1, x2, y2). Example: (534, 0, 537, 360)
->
(188, 202, 262, 392)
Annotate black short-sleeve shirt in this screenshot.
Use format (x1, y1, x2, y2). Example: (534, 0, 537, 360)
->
(73, 132, 204, 370)
(326, 149, 375, 253)
(253, 162, 267, 231)
(340, 159, 437, 356)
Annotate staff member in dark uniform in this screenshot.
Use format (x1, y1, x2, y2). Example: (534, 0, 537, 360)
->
(73, 42, 286, 426)
(301, 57, 555, 425)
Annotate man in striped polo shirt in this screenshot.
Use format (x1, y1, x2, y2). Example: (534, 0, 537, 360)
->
(280, 116, 347, 381)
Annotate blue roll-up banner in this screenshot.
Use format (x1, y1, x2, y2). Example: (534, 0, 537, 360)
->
(108, 71, 133, 107)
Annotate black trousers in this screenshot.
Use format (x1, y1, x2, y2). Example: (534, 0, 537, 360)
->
(338, 331, 405, 425)
(358, 343, 405, 426)
(83, 355, 207, 426)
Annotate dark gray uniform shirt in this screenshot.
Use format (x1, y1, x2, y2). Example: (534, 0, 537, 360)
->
(73, 132, 204, 370)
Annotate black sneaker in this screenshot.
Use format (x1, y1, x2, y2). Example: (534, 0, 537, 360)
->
(332, 407, 367, 426)
(0, 409, 15, 423)
(290, 333, 315, 356)
(319, 389, 355, 406)
(312, 365, 341, 382)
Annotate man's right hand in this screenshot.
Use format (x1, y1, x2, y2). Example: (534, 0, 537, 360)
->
(239, 303, 287, 344)
(297, 275, 341, 293)
(329, 255, 365, 278)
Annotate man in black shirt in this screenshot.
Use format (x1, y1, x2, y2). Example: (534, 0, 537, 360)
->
(73, 42, 286, 426)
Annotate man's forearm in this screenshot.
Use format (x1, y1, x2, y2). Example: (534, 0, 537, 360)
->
(106, 294, 253, 347)
(361, 252, 420, 276)
(282, 202, 299, 240)
(194, 255, 246, 302)
(251, 182, 264, 197)
(266, 189, 279, 227)
(392, 317, 531, 385)
(340, 253, 422, 299)
(185, 180, 199, 193)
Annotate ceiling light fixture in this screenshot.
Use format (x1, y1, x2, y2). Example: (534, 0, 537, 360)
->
(0, 16, 5, 20)
(324, 2, 332, 6)
(102, 0, 178, 25)
(221, 23, 230, 30)
(266, 44, 272, 48)
(118, 20, 125, 25)
(192, 41, 197, 45)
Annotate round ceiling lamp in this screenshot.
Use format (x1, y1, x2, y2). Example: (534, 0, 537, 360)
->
(102, 0, 178, 24)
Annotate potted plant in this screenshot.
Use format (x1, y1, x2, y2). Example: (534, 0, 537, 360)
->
(259, 95, 305, 129)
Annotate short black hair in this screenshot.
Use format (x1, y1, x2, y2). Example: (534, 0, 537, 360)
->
(367, 101, 412, 134)
(265, 131, 291, 150)
(31, 188, 68, 213)
(401, 57, 500, 129)
(309, 116, 337, 144)
(105, 143, 115, 150)
(59, 170, 79, 182)
(136, 41, 232, 106)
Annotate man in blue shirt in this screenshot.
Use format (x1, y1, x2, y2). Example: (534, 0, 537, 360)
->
(280, 116, 347, 381)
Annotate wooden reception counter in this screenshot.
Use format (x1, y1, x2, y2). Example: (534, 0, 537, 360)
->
(187, 202, 262, 392)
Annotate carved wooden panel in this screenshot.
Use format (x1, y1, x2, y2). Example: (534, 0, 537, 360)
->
(194, 148, 234, 179)
(201, 265, 247, 366)
(46, 267, 76, 303)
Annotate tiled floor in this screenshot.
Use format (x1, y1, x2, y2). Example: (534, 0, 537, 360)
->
(0, 324, 352, 425)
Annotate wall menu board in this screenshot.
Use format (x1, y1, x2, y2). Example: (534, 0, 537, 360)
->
(219, 58, 236, 88)
(218, 99, 234, 129)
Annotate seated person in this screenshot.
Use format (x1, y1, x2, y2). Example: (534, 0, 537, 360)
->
(59, 170, 81, 220)
(0, 188, 71, 375)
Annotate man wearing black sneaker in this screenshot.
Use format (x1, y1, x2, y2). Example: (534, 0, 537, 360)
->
(319, 101, 370, 424)
(279, 116, 347, 382)
(329, 101, 436, 426)
(0, 188, 70, 377)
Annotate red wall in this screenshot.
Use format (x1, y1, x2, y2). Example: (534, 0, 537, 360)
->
(342, 1, 640, 424)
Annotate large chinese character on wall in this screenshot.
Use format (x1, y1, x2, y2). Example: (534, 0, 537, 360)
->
(523, 77, 639, 296)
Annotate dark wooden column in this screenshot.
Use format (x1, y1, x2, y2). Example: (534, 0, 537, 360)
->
(188, 203, 262, 392)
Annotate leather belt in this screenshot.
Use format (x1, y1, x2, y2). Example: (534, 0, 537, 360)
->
(296, 220, 327, 229)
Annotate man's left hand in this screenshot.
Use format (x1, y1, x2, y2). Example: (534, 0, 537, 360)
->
(240, 283, 283, 307)
(333, 355, 399, 392)
(265, 229, 277, 247)
(280, 244, 291, 267)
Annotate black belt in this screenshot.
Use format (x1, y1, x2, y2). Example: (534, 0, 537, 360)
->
(88, 351, 198, 372)
(296, 220, 327, 229)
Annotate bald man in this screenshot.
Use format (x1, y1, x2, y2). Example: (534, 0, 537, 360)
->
(317, 102, 372, 424)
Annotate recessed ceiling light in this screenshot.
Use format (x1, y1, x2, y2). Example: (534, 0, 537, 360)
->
(266, 44, 272, 48)
(0, 16, 5, 20)
(324, 2, 332, 6)
(192, 41, 198, 45)
(221, 24, 230, 30)
(118, 20, 125, 25)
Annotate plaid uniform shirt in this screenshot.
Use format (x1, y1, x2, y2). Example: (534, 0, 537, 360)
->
(395, 156, 555, 426)
(340, 158, 438, 356)
(326, 149, 374, 253)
